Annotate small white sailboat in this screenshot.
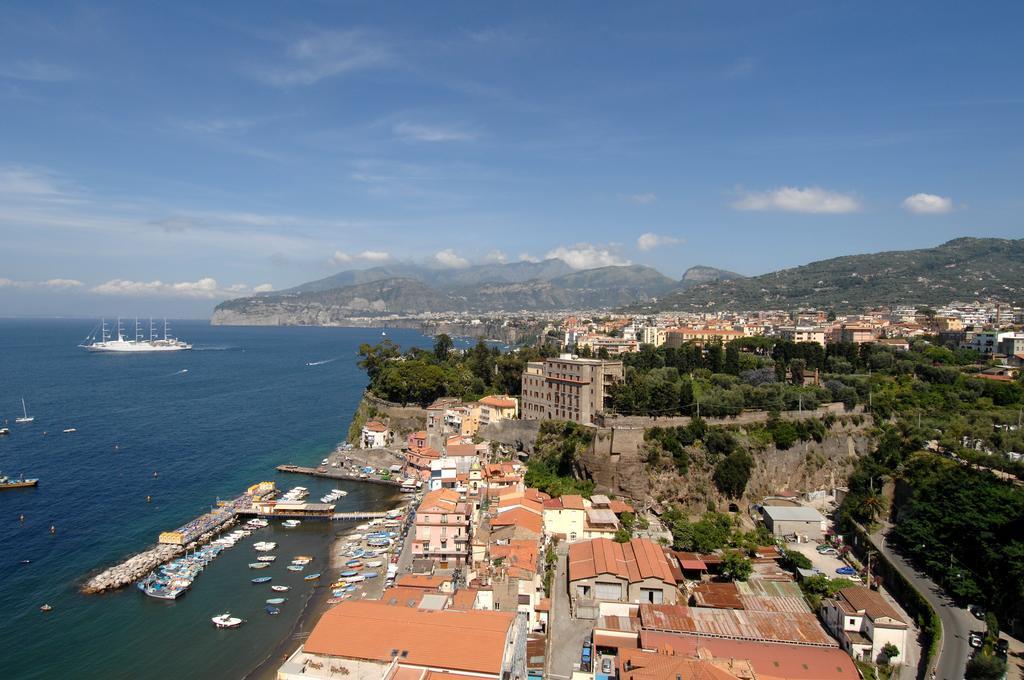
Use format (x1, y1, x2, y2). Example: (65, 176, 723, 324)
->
(15, 398, 34, 424)
(211, 613, 243, 628)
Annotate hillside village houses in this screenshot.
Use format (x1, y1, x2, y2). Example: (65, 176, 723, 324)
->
(360, 420, 390, 449)
(280, 301, 1024, 680)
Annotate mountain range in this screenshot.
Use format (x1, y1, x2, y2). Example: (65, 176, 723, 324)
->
(210, 238, 1024, 324)
(644, 237, 1024, 312)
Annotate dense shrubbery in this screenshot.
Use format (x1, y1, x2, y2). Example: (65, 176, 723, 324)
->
(525, 421, 596, 498)
(358, 336, 551, 406)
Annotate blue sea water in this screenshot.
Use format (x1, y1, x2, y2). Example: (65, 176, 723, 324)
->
(0, 320, 430, 679)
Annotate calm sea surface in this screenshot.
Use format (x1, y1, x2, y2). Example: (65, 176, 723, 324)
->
(0, 320, 430, 679)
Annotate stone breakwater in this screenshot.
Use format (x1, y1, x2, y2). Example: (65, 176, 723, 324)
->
(81, 518, 239, 594)
(81, 544, 183, 594)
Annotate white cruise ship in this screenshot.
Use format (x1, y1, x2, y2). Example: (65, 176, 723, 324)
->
(80, 318, 192, 353)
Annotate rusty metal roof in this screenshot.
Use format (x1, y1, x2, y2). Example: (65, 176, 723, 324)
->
(638, 604, 837, 647)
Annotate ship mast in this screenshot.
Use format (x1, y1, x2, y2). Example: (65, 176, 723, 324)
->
(150, 318, 156, 342)
(135, 317, 142, 343)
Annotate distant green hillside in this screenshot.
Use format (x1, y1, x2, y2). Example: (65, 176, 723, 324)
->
(643, 238, 1024, 311)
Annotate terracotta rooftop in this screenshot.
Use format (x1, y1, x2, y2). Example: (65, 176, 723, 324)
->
(304, 601, 514, 675)
(490, 507, 543, 535)
(835, 587, 906, 625)
(568, 538, 676, 586)
(675, 552, 708, 571)
(480, 395, 517, 409)
(617, 648, 743, 680)
(445, 443, 477, 457)
(396, 574, 448, 590)
(363, 420, 388, 432)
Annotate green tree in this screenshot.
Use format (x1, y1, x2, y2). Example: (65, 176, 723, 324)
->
(880, 643, 899, 664)
(721, 551, 753, 581)
(713, 450, 753, 498)
(433, 333, 453, 361)
(724, 342, 741, 375)
(965, 654, 1006, 680)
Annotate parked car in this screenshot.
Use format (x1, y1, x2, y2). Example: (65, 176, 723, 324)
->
(601, 657, 613, 674)
(969, 604, 986, 620)
(836, 566, 857, 576)
(968, 632, 984, 649)
(817, 547, 839, 555)
(996, 638, 1009, 654)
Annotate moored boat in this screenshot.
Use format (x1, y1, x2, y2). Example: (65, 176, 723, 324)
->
(266, 597, 286, 604)
(270, 585, 290, 592)
(251, 576, 272, 584)
(265, 606, 280, 615)
(211, 613, 243, 628)
(248, 562, 270, 569)
(303, 572, 321, 581)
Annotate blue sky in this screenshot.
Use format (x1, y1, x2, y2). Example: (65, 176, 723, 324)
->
(1, 1, 1022, 316)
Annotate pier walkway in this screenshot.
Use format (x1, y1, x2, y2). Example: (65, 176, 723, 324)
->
(332, 511, 391, 520)
(276, 464, 401, 487)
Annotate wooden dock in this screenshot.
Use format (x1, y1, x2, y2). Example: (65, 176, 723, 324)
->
(332, 511, 392, 520)
(276, 464, 401, 487)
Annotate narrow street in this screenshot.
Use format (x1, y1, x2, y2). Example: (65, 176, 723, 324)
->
(547, 542, 595, 680)
(868, 525, 978, 680)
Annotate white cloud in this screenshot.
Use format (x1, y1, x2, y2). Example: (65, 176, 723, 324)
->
(0, 277, 83, 289)
(253, 283, 274, 293)
(636, 233, 681, 251)
(518, 253, 540, 263)
(627, 192, 657, 205)
(175, 117, 260, 136)
(394, 121, 477, 142)
(733, 186, 860, 214)
(330, 249, 393, 266)
(545, 244, 631, 270)
(483, 250, 507, 264)
(0, 60, 75, 83)
(91, 277, 235, 299)
(434, 248, 471, 269)
(902, 193, 954, 214)
(255, 30, 389, 87)
(357, 250, 391, 262)
(0, 165, 62, 196)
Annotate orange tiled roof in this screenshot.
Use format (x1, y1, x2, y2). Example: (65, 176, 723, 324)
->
(305, 600, 513, 675)
(396, 574, 448, 590)
(480, 395, 517, 409)
(568, 538, 676, 586)
(490, 507, 543, 535)
(363, 420, 388, 432)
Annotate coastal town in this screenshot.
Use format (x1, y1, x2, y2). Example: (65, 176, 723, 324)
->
(256, 298, 1024, 680)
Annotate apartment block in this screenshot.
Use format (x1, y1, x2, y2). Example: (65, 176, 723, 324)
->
(520, 354, 623, 424)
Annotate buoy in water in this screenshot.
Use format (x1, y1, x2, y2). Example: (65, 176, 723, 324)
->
(40, 604, 52, 612)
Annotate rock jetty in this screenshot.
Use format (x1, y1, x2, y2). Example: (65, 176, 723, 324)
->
(81, 544, 183, 594)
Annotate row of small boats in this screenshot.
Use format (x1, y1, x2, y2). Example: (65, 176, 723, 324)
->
(320, 488, 347, 503)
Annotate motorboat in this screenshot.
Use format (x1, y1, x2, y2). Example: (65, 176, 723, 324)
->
(63, 428, 77, 433)
(270, 585, 290, 592)
(265, 606, 280, 615)
(253, 541, 277, 551)
(303, 573, 321, 581)
(266, 597, 286, 605)
(256, 555, 276, 562)
(248, 562, 270, 569)
(281, 520, 301, 528)
(251, 576, 272, 584)
(211, 613, 243, 628)
(286, 565, 304, 572)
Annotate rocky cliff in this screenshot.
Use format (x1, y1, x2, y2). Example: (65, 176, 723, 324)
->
(579, 416, 873, 512)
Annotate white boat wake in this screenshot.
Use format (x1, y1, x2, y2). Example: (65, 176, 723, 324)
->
(305, 357, 338, 367)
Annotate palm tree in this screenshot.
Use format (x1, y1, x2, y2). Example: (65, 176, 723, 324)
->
(857, 487, 887, 524)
